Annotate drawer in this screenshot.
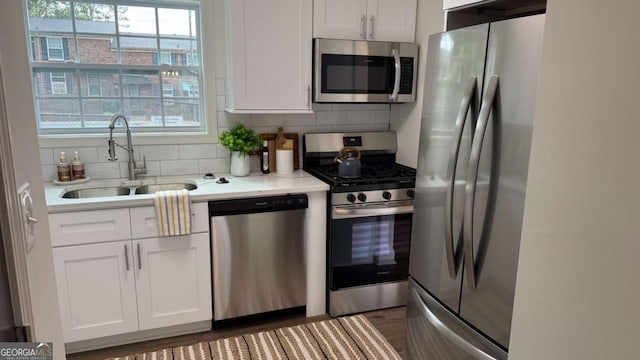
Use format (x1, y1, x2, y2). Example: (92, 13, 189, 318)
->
(130, 202, 209, 239)
(49, 209, 131, 247)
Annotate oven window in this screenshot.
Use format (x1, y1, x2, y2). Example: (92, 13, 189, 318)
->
(330, 213, 412, 290)
(321, 54, 394, 94)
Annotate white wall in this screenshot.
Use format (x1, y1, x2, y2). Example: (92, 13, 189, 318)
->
(390, 0, 444, 168)
(38, 0, 391, 180)
(509, 0, 640, 358)
(0, 1, 65, 358)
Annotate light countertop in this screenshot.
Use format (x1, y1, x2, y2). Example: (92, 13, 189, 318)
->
(45, 170, 330, 213)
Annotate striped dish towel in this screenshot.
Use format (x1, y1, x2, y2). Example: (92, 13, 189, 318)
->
(154, 189, 191, 236)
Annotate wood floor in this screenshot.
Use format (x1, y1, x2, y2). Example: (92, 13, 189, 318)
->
(67, 307, 406, 360)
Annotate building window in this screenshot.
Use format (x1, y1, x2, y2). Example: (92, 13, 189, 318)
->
(50, 72, 68, 94)
(87, 74, 101, 96)
(26, 0, 203, 133)
(46, 37, 65, 60)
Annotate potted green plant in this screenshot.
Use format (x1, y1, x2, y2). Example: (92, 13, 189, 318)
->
(218, 123, 262, 176)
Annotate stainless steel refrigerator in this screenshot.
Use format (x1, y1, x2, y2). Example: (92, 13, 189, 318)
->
(406, 14, 545, 359)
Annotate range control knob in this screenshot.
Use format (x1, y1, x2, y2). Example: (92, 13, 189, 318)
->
(407, 189, 415, 199)
(346, 194, 356, 203)
(357, 193, 367, 202)
(382, 191, 392, 200)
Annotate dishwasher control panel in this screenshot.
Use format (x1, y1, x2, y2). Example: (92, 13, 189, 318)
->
(209, 194, 308, 216)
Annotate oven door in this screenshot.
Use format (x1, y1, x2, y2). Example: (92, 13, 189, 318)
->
(330, 203, 413, 290)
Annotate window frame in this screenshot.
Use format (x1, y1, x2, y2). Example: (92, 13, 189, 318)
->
(24, 0, 219, 146)
(46, 37, 65, 61)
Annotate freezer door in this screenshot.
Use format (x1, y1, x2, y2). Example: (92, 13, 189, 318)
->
(406, 277, 507, 360)
(410, 23, 488, 312)
(459, 14, 546, 349)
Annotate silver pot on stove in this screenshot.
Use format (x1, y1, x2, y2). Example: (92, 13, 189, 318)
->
(334, 146, 361, 178)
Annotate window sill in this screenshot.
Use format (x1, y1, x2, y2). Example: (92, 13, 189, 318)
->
(38, 130, 218, 147)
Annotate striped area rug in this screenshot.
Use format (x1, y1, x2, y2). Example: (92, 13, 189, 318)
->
(107, 314, 401, 360)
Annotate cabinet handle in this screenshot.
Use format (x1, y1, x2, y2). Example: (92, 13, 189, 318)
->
(137, 243, 142, 270)
(360, 15, 366, 39)
(369, 15, 375, 40)
(124, 244, 130, 271)
(307, 85, 311, 109)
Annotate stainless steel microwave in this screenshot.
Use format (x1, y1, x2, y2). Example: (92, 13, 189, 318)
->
(313, 38, 418, 103)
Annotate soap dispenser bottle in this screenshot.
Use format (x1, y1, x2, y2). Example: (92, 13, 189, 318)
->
(57, 152, 71, 182)
(71, 151, 85, 180)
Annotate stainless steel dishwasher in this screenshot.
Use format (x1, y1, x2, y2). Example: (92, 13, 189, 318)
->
(209, 194, 307, 327)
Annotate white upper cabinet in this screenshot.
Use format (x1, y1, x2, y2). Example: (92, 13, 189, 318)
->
(313, 0, 417, 42)
(225, 0, 313, 113)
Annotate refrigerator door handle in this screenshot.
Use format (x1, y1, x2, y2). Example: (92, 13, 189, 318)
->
(464, 75, 499, 290)
(444, 76, 476, 279)
(410, 287, 499, 360)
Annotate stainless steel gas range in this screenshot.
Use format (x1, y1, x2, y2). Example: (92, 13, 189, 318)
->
(303, 131, 416, 317)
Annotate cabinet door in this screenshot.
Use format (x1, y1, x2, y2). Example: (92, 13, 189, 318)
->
(313, 0, 368, 40)
(134, 233, 212, 330)
(53, 241, 138, 342)
(226, 0, 313, 113)
(367, 0, 417, 42)
(443, 0, 483, 10)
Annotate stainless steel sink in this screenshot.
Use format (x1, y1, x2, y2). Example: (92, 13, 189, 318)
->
(61, 187, 131, 199)
(133, 183, 198, 194)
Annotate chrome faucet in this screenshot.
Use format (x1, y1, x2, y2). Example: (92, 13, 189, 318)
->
(107, 114, 147, 180)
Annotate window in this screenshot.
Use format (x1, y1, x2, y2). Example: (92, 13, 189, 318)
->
(46, 37, 64, 60)
(87, 74, 101, 96)
(50, 72, 68, 94)
(26, 1, 203, 134)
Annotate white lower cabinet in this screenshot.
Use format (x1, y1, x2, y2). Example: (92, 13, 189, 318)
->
(135, 234, 211, 330)
(53, 240, 139, 342)
(51, 205, 212, 343)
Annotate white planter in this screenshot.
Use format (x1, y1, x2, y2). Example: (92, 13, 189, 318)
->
(230, 151, 250, 176)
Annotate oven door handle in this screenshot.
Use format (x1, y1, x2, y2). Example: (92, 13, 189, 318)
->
(332, 204, 414, 219)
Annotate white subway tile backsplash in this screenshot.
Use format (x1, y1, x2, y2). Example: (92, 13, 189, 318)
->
(120, 160, 161, 178)
(360, 124, 389, 132)
(284, 113, 317, 126)
(53, 147, 98, 163)
(40, 149, 54, 165)
(138, 145, 179, 161)
(179, 144, 217, 159)
(160, 160, 199, 176)
(362, 104, 391, 111)
(375, 111, 390, 123)
(347, 111, 377, 125)
(251, 114, 285, 126)
(331, 125, 361, 132)
(41, 165, 56, 182)
(317, 111, 346, 125)
(198, 158, 230, 174)
(331, 104, 362, 111)
(39, 100, 391, 180)
(312, 103, 332, 111)
(220, 112, 251, 127)
(86, 162, 121, 180)
(216, 144, 230, 158)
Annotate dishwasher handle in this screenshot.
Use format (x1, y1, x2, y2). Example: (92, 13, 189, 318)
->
(209, 194, 308, 216)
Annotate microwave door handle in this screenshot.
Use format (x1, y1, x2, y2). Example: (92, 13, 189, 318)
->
(390, 48, 401, 102)
(464, 75, 499, 291)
